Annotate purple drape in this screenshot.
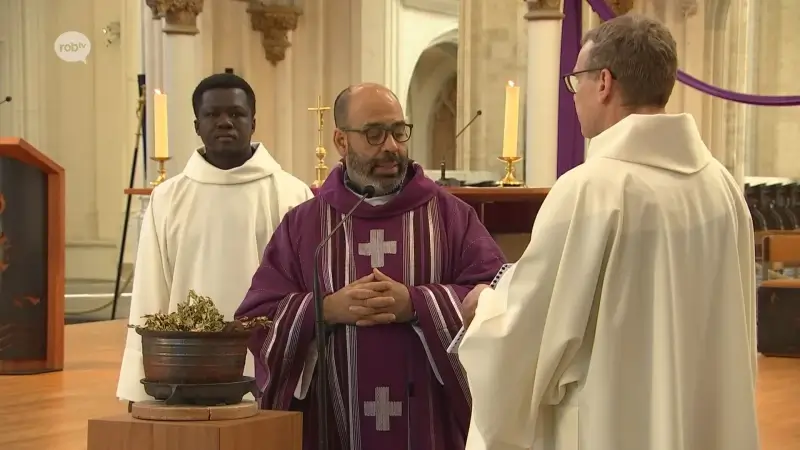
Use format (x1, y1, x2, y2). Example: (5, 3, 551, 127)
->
(556, 0, 585, 177)
(584, 0, 800, 106)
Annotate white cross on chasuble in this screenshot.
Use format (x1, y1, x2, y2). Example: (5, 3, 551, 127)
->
(358, 229, 397, 268)
(363, 386, 402, 431)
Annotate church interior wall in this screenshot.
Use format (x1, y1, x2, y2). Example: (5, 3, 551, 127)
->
(3, 0, 796, 296)
(457, 0, 527, 176)
(0, 0, 142, 283)
(395, 5, 457, 113)
(407, 41, 457, 169)
(752, 0, 800, 179)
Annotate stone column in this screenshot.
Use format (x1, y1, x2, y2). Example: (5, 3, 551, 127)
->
(741, 0, 759, 185)
(146, 0, 205, 175)
(457, 1, 527, 178)
(524, 0, 563, 187)
(142, 2, 158, 183)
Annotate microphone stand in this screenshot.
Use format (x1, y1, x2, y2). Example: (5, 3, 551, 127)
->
(0, 96, 12, 136)
(312, 185, 375, 450)
(456, 109, 482, 141)
(437, 110, 481, 188)
(406, 347, 415, 450)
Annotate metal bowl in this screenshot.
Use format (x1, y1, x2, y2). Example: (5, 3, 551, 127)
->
(136, 329, 251, 385)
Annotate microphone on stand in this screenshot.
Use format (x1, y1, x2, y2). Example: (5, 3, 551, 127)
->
(438, 110, 482, 187)
(312, 184, 376, 450)
(0, 97, 11, 136)
(455, 109, 482, 140)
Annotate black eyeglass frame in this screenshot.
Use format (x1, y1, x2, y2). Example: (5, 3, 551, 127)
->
(562, 68, 616, 94)
(339, 122, 414, 146)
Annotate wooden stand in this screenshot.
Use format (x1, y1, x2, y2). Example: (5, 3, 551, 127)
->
(131, 400, 259, 421)
(0, 137, 66, 375)
(87, 410, 302, 450)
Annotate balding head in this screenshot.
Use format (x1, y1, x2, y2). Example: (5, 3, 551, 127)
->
(331, 83, 410, 197)
(333, 83, 400, 129)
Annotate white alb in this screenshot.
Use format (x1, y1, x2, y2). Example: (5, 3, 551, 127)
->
(117, 143, 313, 402)
(459, 114, 758, 450)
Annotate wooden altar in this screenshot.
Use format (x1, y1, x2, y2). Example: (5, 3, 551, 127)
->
(447, 187, 548, 234)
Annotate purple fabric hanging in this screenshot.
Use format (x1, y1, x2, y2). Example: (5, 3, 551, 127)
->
(557, 0, 585, 176)
(584, 0, 800, 106)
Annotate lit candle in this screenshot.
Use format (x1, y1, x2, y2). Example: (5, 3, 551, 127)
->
(502, 81, 520, 158)
(153, 89, 169, 159)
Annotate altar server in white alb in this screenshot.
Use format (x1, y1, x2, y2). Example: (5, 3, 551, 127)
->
(117, 73, 313, 403)
(457, 15, 759, 450)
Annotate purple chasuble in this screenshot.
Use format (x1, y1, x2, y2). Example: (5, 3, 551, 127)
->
(236, 163, 506, 450)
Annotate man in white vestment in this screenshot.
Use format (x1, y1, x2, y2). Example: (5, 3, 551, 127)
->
(458, 15, 759, 450)
(116, 73, 313, 403)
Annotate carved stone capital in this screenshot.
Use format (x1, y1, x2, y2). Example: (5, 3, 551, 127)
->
(145, 0, 205, 34)
(680, 0, 698, 17)
(246, 2, 303, 65)
(524, 0, 564, 21)
(605, 0, 635, 15)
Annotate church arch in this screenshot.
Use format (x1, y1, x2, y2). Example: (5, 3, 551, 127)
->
(406, 40, 457, 169)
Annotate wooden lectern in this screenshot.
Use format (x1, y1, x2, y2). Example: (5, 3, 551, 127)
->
(0, 138, 65, 375)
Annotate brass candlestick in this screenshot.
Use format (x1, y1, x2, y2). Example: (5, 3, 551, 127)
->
(150, 156, 171, 186)
(497, 156, 524, 187)
(308, 95, 331, 187)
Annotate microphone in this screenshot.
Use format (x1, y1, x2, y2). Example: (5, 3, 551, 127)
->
(455, 110, 482, 140)
(312, 183, 376, 450)
(437, 110, 482, 188)
(0, 96, 11, 105)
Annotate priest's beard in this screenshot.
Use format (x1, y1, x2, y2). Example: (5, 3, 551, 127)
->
(345, 146, 409, 196)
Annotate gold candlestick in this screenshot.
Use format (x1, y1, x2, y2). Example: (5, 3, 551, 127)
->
(497, 156, 524, 187)
(308, 95, 331, 187)
(150, 156, 171, 186)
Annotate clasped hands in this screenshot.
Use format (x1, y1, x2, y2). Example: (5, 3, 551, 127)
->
(323, 268, 414, 326)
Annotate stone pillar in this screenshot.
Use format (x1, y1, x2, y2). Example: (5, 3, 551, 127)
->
(741, 0, 759, 185)
(524, 0, 563, 187)
(457, 1, 527, 177)
(145, 0, 205, 175)
(142, 2, 157, 182)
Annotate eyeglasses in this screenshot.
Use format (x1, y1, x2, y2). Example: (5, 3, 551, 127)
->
(563, 68, 615, 94)
(340, 123, 413, 146)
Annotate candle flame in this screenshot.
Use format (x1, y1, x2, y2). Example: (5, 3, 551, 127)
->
(508, 81, 515, 87)
(154, 89, 162, 94)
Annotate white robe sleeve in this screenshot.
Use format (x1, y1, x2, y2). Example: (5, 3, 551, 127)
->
(458, 177, 617, 450)
(738, 203, 758, 385)
(116, 198, 171, 402)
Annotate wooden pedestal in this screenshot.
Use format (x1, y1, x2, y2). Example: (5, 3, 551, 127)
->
(87, 410, 302, 450)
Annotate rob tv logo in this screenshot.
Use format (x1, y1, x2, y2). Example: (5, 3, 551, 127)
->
(54, 31, 92, 63)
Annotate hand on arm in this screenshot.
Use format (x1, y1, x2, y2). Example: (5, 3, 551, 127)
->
(461, 284, 491, 329)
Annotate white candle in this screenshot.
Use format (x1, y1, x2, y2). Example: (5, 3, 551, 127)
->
(153, 89, 169, 159)
(502, 81, 520, 158)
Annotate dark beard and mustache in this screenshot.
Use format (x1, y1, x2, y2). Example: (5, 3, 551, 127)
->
(345, 147, 409, 196)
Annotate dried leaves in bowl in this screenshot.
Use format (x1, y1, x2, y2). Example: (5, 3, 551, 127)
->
(222, 316, 272, 332)
(129, 290, 270, 332)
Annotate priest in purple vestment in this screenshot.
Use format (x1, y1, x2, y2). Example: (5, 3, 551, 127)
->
(235, 83, 506, 450)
